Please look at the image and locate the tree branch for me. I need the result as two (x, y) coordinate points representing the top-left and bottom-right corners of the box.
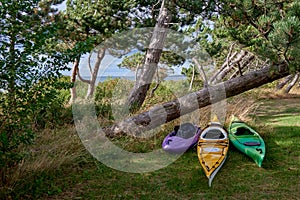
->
(77, 68), (91, 84)
(209, 51), (238, 83)
(193, 57), (208, 86)
(284, 73), (299, 94)
(276, 74), (293, 90)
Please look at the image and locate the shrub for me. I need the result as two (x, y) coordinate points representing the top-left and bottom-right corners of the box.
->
(0, 77), (73, 194)
(94, 78), (134, 120)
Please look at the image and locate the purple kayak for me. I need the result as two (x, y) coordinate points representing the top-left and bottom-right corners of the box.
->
(162, 123), (201, 154)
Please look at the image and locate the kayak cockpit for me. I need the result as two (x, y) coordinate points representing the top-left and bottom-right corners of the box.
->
(235, 127), (255, 136)
(200, 126), (228, 140)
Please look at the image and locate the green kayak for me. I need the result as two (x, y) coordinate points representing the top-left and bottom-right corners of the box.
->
(228, 115), (265, 167)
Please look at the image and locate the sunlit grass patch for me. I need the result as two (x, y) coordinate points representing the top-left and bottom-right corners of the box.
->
(260, 114), (300, 127)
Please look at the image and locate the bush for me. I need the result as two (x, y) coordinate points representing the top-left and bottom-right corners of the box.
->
(94, 78), (134, 120)
(0, 76), (73, 191)
(32, 76), (73, 128)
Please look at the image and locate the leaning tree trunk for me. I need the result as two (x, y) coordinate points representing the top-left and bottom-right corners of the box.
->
(69, 48), (106, 101)
(150, 67), (160, 97)
(103, 62), (290, 138)
(127, 0), (171, 112)
(284, 73), (299, 94)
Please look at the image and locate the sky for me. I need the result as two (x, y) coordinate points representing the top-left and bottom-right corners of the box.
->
(53, 0), (67, 11)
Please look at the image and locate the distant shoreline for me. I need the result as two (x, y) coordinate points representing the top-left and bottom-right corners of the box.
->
(91, 74), (187, 83)
(0, 75), (187, 93)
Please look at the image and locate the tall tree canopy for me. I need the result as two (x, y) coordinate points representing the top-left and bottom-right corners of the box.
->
(60, 0), (139, 100)
(209, 0), (300, 71)
(0, 0), (71, 173)
(0, 0), (69, 92)
(184, 0), (300, 87)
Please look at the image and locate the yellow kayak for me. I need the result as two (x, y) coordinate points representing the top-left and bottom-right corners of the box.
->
(197, 115), (229, 187)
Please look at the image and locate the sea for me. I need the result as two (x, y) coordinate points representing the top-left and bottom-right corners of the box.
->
(94, 74), (186, 84)
(62, 58), (187, 84)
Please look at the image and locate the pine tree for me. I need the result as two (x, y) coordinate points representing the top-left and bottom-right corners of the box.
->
(0, 0), (71, 189)
(216, 0), (300, 71)
(58, 0), (137, 101)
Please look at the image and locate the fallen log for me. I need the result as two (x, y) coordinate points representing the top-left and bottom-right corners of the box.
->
(103, 62), (290, 138)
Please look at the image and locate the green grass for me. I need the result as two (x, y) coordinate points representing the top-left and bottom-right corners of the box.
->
(5, 90), (300, 199)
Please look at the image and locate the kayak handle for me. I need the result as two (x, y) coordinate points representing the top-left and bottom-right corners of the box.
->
(256, 148), (263, 154)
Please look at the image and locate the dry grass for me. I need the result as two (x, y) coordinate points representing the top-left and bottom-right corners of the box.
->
(2, 125), (87, 197)
(21, 125), (85, 173)
(192, 93), (259, 128)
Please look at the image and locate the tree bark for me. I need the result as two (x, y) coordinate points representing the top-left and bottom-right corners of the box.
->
(226, 54), (255, 80)
(284, 73), (299, 94)
(189, 65), (195, 91)
(127, 0), (171, 112)
(69, 57), (80, 104)
(276, 74), (293, 90)
(103, 62), (291, 138)
(193, 58), (208, 87)
(150, 67), (160, 97)
(8, 31), (16, 99)
(86, 48), (105, 99)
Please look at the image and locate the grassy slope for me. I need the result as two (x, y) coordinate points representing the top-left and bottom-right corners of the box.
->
(10, 89), (300, 200)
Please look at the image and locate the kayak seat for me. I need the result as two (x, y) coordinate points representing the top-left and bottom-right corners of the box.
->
(243, 141), (261, 146)
(235, 127), (254, 136)
(174, 123), (197, 139)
